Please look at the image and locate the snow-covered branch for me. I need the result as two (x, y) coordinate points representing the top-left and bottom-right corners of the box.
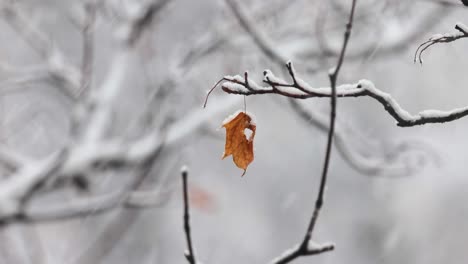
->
(0, 83), (241, 224)
(19, 181), (171, 222)
(0, 0), (242, 226)
(0, 147), (29, 172)
(220, 62), (468, 127)
(222, 0), (440, 176)
(0, 2), (82, 100)
(283, 1), (358, 262)
(271, 241), (335, 264)
(415, 22), (468, 63)
(0, 150), (66, 219)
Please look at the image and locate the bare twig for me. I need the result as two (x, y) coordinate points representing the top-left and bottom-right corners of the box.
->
(271, 1), (358, 263)
(181, 167), (197, 264)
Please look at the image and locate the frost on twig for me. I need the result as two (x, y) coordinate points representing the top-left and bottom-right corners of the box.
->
(219, 62), (468, 127)
(415, 22), (468, 64)
(270, 241), (335, 264)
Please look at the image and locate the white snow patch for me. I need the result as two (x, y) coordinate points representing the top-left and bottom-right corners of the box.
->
(222, 110), (256, 126)
(429, 34), (443, 41)
(295, 77), (314, 91)
(359, 79), (413, 121)
(263, 70), (289, 85)
(181, 165), (188, 174)
(456, 22), (468, 33)
(222, 82), (249, 93)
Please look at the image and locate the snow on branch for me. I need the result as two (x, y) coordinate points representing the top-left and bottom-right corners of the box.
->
(0, 150), (66, 219)
(19, 182), (171, 222)
(0, 83), (240, 223)
(222, 0), (440, 176)
(415, 22), (468, 63)
(218, 62), (468, 127)
(271, 241), (335, 264)
(0, 0), (241, 225)
(0, 2), (82, 99)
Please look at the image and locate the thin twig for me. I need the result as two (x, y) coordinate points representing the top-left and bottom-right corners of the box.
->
(182, 167), (197, 264)
(272, 0), (358, 263)
(203, 78), (224, 108)
(304, 0), (356, 249)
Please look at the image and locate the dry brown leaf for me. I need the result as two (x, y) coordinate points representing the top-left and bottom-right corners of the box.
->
(222, 111), (256, 176)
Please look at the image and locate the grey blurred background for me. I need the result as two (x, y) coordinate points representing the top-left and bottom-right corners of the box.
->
(0, 0), (468, 263)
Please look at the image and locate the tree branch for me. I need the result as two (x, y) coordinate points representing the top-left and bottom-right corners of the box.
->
(181, 167), (197, 264)
(271, 0), (357, 263)
(219, 62), (468, 127)
(415, 22), (468, 63)
(222, 0), (439, 176)
(0, 2), (82, 100)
